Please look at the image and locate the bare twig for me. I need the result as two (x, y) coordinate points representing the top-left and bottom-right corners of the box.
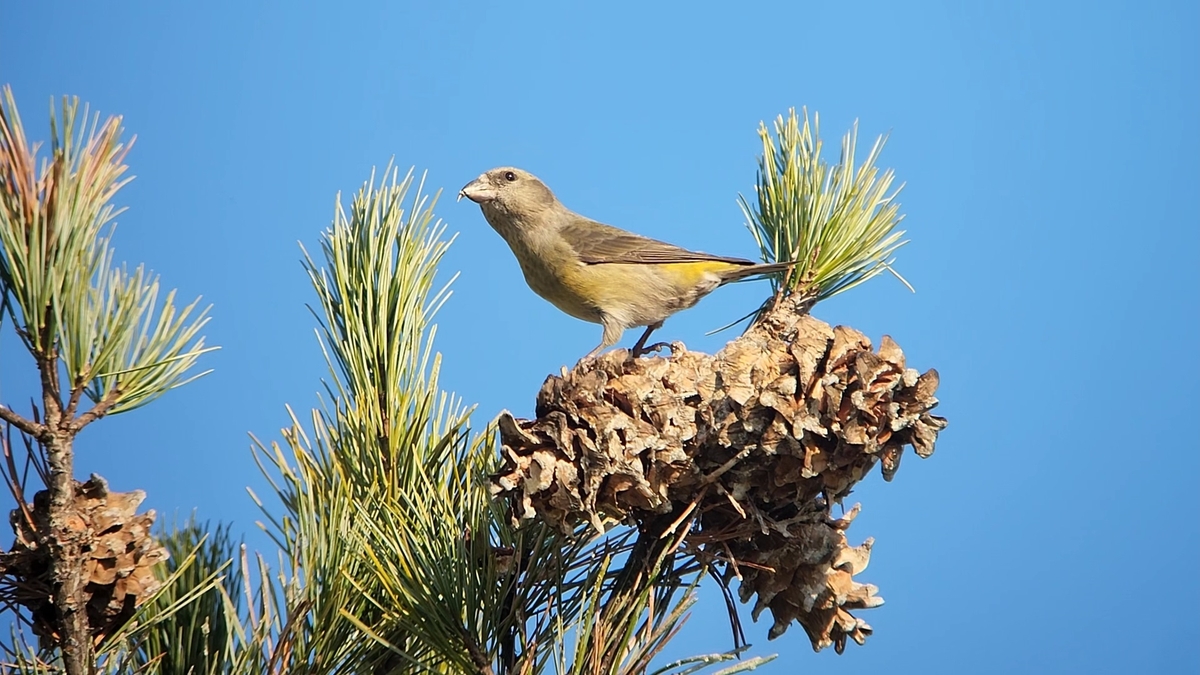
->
(702, 447), (753, 485)
(69, 388), (122, 434)
(36, 337), (63, 427)
(0, 406), (42, 439)
(459, 625), (496, 675)
(267, 598), (310, 675)
(1, 426), (36, 535)
(62, 378), (87, 422)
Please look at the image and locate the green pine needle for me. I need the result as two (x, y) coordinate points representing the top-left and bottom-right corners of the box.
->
(0, 85), (215, 418)
(740, 107), (913, 313)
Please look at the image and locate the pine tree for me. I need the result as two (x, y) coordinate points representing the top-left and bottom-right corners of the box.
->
(1, 89), (945, 674)
(0, 87), (214, 673)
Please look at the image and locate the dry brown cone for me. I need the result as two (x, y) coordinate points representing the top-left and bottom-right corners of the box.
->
(2, 474), (168, 648)
(491, 291), (947, 652)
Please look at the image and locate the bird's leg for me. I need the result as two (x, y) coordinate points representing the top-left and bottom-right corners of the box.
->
(631, 321), (668, 357)
(583, 317), (625, 360)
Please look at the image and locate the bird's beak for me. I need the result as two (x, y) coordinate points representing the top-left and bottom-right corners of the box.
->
(458, 175), (497, 204)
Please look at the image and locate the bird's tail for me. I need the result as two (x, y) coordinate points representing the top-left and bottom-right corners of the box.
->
(719, 260), (798, 283)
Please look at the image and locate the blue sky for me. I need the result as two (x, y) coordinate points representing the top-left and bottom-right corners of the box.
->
(2, 1), (1197, 672)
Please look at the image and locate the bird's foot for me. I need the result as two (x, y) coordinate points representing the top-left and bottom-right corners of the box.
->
(572, 351), (602, 371)
(631, 341), (672, 358)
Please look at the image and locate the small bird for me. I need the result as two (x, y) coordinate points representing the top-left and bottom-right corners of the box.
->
(459, 167), (794, 359)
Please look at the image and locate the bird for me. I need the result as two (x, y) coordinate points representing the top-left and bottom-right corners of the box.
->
(458, 167), (794, 359)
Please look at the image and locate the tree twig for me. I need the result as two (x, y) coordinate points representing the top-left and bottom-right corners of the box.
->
(62, 379), (87, 422)
(35, 338), (63, 428)
(459, 625), (495, 675)
(1, 426), (36, 535)
(0, 406), (42, 439)
(43, 431), (93, 674)
(69, 388), (121, 434)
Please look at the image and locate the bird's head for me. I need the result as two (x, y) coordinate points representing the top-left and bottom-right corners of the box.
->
(458, 167), (560, 221)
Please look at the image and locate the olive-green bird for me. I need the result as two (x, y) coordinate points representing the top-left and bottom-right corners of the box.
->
(459, 167), (793, 359)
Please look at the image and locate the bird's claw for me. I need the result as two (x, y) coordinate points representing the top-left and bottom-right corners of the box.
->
(631, 341), (671, 358)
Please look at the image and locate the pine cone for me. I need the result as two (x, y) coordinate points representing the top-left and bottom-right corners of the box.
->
(491, 292), (946, 651)
(5, 474), (168, 647)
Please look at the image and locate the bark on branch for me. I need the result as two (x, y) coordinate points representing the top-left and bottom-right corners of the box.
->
(44, 432), (94, 673)
(29, 340), (94, 673)
(1, 379), (149, 672)
(69, 388), (122, 434)
(0, 405), (43, 438)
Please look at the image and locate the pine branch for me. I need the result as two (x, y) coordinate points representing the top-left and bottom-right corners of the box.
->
(0, 405), (42, 438)
(740, 107), (912, 318)
(459, 627), (495, 675)
(69, 388), (121, 434)
(0, 86), (214, 674)
(43, 432), (93, 673)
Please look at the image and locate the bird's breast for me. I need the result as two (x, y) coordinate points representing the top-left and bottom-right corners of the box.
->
(506, 239), (605, 324)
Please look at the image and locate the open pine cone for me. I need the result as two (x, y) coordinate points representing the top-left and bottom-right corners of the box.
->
(491, 291), (946, 652)
(4, 474), (168, 647)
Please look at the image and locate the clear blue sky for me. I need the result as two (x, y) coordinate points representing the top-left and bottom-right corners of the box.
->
(2, 1), (1197, 672)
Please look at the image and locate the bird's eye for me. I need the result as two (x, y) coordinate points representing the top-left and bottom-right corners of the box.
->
(504, 171), (517, 182)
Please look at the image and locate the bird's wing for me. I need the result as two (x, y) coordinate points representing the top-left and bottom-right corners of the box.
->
(560, 218), (754, 266)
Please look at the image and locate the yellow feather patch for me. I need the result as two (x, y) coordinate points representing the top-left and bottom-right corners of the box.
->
(659, 261), (745, 287)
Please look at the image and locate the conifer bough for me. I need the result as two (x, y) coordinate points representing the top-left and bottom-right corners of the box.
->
(490, 110), (945, 653)
(0, 86), (213, 672)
